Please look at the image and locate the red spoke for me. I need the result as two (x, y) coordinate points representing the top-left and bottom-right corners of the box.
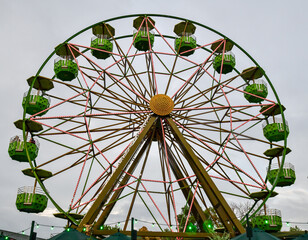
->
(125, 17), (146, 55)
(69, 44), (148, 103)
(92, 143), (112, 164)
(71, 198), (97, 210)
(30, 90), (87, 118)
(173, 103), (272, 112)
(161, 118), (179, 231)
(70, 145), (92, 208)
(232, 133), (267, 187)
(68, 43), (90, 89)
(32, 110), (151, 121)
(148, 19), (176, 54)
(183, 182), (199, 232)
(171, 41), (222, 100)
(172, 118), (265, 188)
(210, 175), (264, 189)
(31, 119), (88, 142)
(140, 181), (173, 231)
(232, 103), (276, 132)
(112, 179), (138, 192)
(71, 164), (112, 209)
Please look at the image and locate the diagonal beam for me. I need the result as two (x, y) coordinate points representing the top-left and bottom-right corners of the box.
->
(77, 115), (157, 230)
(165, 118), (245, 237)
(93, 136), (153, 229)
(161, 139), (208, 231)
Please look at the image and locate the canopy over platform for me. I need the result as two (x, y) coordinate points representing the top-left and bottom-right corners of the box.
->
(211, 39), (234, 53)
(55, 43), (80, 57)
(264, 146), (291, 158)
(54, 212), (84, 220)
(22, 168), (52, 179)
(249, 191), (278, 200)
(174, 21), (196, 35)
(92, 23), (115, 38)
(27, 76), (54, 91)
(133, 16), (155, 30)
(241, 66), (264, 80)
(14, 119), (43, 132)
(260, 104), (286, 116)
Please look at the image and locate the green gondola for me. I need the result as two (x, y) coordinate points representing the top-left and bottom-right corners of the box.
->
(91, 23), (115, 59)
(16, 186), (48, 213)
(251, 209), (282, 232)
(133, 28), (154, 51)
(22, 90), (50, 116)
(8, 136), (39, 162)
(244, 79), (268, 103)
(267, 163), (296, 187)
(54, 57), (78, 81)
(174, 21), (197, 56)
(133, 16), (155, 51)
(263, 117), (289, 142)
(213, 51), (236, 74)
(54, 44), (80, 81)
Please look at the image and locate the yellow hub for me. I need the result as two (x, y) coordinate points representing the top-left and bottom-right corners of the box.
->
(149, 94), (174, 116)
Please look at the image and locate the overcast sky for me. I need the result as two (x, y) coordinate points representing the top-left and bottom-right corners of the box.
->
(1, 0), (308, 239)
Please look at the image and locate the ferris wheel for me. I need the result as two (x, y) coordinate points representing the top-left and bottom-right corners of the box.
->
(9, 14), (295, 238)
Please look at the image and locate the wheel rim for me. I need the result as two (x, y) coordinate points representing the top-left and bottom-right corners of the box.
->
(22, 14), (288, 234)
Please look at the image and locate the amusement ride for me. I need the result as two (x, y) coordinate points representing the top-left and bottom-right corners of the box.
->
(8, 14), (295, 238)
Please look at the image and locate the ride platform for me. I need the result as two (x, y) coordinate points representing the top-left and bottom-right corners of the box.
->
(22, 93), (50, 116)
(8, 137), (38, 162)
(263, 122), (289, 142)
(15, 186), (47, 213)
(213, 52), (236, 74)
(267, 163), (296, 187)
(244, 81), (268, 103)
(91, 38), (113, 59)
(251, 209), (282, 232)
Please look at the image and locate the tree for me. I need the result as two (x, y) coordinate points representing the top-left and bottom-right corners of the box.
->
(290, 225), (302, 232)
(230, 201), (253, 220)
(177, 205), (197, 232)
(177, 205), (219, 232)
(230, 201), (263, 221)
